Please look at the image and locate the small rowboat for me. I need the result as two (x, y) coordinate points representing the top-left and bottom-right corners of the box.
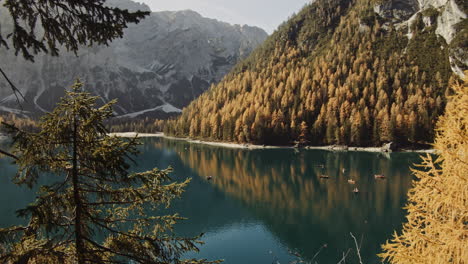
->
(374, 174), (386, 179)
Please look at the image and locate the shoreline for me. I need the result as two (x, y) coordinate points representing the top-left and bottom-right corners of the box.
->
(108, 132), (437, 154)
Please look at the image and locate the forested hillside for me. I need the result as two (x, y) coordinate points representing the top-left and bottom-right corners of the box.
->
(164, 0), (467, 147)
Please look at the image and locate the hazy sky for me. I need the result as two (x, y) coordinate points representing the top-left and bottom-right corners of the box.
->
(139, 0), (310, 34)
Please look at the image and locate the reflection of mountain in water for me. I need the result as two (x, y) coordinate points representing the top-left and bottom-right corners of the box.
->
(156, 139), (418, 263)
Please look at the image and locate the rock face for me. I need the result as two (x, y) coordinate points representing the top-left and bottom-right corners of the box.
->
(434, 0), (466, 43)
(374, 0), (420, 21)
(0, 0), (268, 118)
(375, 0), (467, 78)
(381, 142), (398, 152)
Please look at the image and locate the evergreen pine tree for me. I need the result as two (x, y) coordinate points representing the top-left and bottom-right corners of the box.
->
(0, 80), (220, 264)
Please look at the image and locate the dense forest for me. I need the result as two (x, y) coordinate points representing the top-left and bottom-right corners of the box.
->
(163, 0), (466, 147)
(380, 74), (467, 264)
(106, 117), (164, 133)
(0, 114), (37, 132)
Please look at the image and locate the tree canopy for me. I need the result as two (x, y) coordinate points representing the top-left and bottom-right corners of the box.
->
(380, 73), (468, 263)
(0, 80), (220, 264)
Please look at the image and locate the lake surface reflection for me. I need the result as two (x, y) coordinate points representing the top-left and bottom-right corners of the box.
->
(0, 137), (422, 263)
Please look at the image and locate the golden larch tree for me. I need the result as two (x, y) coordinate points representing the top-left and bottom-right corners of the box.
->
(380, 74), (468, 263)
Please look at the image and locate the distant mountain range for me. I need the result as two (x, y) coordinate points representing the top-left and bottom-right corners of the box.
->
(0, 0), (268, 118)
(165, 0), (467, 147)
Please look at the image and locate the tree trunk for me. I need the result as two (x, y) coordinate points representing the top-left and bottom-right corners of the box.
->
(72, 113), (85, 263)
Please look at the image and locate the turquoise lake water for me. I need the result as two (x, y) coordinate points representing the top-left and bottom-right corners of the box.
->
(0, 137), (424, 263)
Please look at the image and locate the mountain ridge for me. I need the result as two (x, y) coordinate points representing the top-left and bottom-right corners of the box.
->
(0, 0), (268, 118)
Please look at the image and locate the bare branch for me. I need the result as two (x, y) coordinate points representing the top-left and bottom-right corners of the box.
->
(311, 244), (327, 262)
(0, 66), (26, 107)
(350, 232), (363, 264)
(337, 249), (351, 264)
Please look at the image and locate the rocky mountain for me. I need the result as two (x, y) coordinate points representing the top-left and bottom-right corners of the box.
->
(164, 0), (467, 147)
(0, 0), (267, 118)
(373, 0), (467, 75)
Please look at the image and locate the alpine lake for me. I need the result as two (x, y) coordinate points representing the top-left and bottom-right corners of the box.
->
(0, 137), (425, 264)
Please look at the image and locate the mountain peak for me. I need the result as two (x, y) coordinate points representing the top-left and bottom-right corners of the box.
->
(105, 0), (151, 12)
(0, 0), (268, 118)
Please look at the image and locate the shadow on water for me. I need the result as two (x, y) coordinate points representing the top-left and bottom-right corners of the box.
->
(0, 138), (423, 264)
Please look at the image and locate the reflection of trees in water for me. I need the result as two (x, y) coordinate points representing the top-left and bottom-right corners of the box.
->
(157, 139), (417, 262)
(159, 141), (412, 217)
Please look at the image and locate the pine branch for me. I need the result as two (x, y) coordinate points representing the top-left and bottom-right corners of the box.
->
(82, 258), (120, 264)
(89, 219), (144, 241)
(88, 216), (144, 224)
(0, 148), (18, 160)
(84, 200), (140, 206)
(83, 237), (148, 264)
(0, 66), (26, 108)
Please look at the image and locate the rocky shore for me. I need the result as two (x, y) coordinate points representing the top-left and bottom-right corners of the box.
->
(109, 132), (437, 154)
